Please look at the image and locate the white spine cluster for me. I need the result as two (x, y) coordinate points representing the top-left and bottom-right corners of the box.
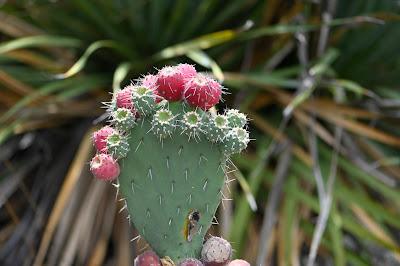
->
(222, 127), (250, 155)
(106, 132), (130, 158)
(109, 86), (250, 156)
(113, 108), (136, 132)
(203, 114), (229, 143)
(132, 86), (157, 116)
(180, 111), (203, 141)
(226, 109), (247, 128)
(151, 109), (176, 139)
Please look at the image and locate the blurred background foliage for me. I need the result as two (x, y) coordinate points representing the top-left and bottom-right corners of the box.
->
(0, 0), (400, 265)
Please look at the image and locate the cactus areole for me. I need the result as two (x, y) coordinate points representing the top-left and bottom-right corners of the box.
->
(90, 64), (250, 262)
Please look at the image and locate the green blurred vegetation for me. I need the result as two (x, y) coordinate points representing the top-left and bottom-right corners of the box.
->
(0, 0), (400, 265)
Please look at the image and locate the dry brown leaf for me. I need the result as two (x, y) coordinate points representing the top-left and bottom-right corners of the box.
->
(33, 128), (95, 266)
(249, 111), (312, 166)
(351, 204), (400, 261)
(0, 70), (35, 95)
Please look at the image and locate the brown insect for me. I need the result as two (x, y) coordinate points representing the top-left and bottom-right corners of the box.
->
(184, 210), (201, 242)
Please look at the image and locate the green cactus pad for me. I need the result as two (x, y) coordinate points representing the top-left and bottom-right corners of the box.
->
(118, 120), (225, 260)
(90, 65), (251, 263)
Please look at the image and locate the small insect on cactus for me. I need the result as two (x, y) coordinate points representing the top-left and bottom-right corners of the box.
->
(89, 64), (250, 262)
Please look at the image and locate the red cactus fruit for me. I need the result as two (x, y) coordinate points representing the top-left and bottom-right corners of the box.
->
(141, 74), (163, 103)
(201, 236), (232, 266)
(134, 251), (161, 266)
(183, 74), (222, 110)
(93, 126), (115, 153)
(227, 260), (250, 266)
(116, 86), (135, 111)
(178, 258), (204, 266)
(90, 153), (120, 181)
(141, 74), (158, 90)
(156, 66), (186, 101)
(178, 63), (197, 79)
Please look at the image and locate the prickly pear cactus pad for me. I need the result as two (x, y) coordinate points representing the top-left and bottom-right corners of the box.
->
(89, 64), (250, 262)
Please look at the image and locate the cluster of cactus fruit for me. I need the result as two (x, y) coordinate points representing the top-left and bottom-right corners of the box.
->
(134, 237), (250, 266)
(89, 64), (251, 265)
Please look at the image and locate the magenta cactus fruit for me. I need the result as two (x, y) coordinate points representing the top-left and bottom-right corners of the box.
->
(183, 74), (222, 110)
(227, 260), (250, 266)
(93, 126), (115, 152)
(142, 74), (163, 103)
(178, 258), (204, 266)
(178, 63), (197, 79)
(141, 74), (158, 90)
(134, 251), (161, 266)
(89, 153), (120, 181)
(116, 86), (135, 111)
(201, 236), (232, 266)
(156, 66), (186, 101)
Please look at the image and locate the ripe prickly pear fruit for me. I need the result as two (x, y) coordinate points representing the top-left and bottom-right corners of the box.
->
(134, 251), (161, 266)
(90, 153), (120, 181)
(116, 86), (135, 112)
(90, 64), (251, 262)
(183, 74), (222, 110)
(93, 126), (115, 153)
(141, 74), (158, 90)
(156, 66), (186, 101)
(201, 236), (232, 266)
(178, 258), (204, 266)
(178, 63), (197, 79)
(227, 260), (250, 266)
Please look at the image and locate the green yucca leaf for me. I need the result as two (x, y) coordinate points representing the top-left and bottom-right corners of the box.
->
(0, 35), (81, 54)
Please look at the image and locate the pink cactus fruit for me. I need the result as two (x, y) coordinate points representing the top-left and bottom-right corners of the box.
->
(141, 74), (163, 103)
(116, 86), (135, 111)
(156, 66), (186, 101)
(201, 236), (232, 266)
(90, 153), (120, 181)
(183, 74), (222, 110)
(141, 74), (158, 90)
(178, 258), (204, 266)
(227, 260), (250, 266)
(93, 126), (115, 153)
(178, 63), (197, 79)
(134, 251), (161, 266)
